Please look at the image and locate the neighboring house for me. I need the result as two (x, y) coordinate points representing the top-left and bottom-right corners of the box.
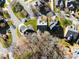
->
(64, 25), (79, 42)
(35, 0), (51, 15)
(67, 0), (77, 11)
(19, 24), (35, 35)
(49, 20), (64, 38)
(37, 16), (48, 32)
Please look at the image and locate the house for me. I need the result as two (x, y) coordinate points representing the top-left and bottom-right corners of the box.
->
(67, 0), (77, 11)
(64, 25), (79, 42)
(19, 24), (35, 35)
(37, 16), (48, 32)
(49, 20), (64, 38)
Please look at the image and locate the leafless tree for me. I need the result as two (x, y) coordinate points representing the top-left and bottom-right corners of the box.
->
(14, 31), (64, 59)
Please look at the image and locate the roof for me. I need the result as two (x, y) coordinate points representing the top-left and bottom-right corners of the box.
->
(37, 25), (48, 32)
(65, 26), (79, 40)
(20, 25), (27, 33)
(66, 30), (78, 40)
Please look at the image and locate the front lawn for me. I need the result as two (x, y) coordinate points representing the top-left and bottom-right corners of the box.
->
(3, 11), (10, 19)
(4, 3), (7, 8)
(56, 16), (72, 28)
(24, 18), (37, 31)
(7, 20), (14, 26)
(13, 11), (26, 19)
(0, 32), (12, 48)
(14, 51), (32, 59)
(58, 39), (70, 47)
(16, 28), (21, 37)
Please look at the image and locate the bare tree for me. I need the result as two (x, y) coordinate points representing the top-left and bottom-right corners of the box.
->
(14, 31), (65, 59)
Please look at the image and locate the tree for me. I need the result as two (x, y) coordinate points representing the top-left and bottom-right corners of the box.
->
(14, 31), (65, 59)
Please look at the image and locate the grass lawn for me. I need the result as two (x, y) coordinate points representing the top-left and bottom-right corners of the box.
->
(13, 12), (26, 19)
(56, 16), (72, 28)
(0, 32), (12, 48)
(3, 11), (10, 19)
(16, 28), (21, 37)
(4, 3), (7, 8)
(7, 20), (14, 26)
(24, 18), (37, 31)
(14, 51), (32, 59)
(58, 39), (70, 47)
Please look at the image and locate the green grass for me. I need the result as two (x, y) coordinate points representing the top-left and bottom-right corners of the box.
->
(7, 0), (10, 2)
(16, 28), (21, 37)
(3, 11), (10, 19)
(4, 3), (7, 8)
(13, 12), (26, 19)
(24, 18), (37, 31)
(14, 50), (33, 59)
(56, 16), (72, 28)
(0, 32), (12, 48)
(58, 39), (70, 47)
(7, 20), (14, 26)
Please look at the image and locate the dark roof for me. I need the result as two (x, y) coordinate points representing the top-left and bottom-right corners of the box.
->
(66, 30), (78, 40)
(37, 25), (48, 32)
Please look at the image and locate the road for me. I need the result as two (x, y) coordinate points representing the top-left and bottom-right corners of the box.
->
(7, 6), (21, 27)
(5, 4), (22, 59)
